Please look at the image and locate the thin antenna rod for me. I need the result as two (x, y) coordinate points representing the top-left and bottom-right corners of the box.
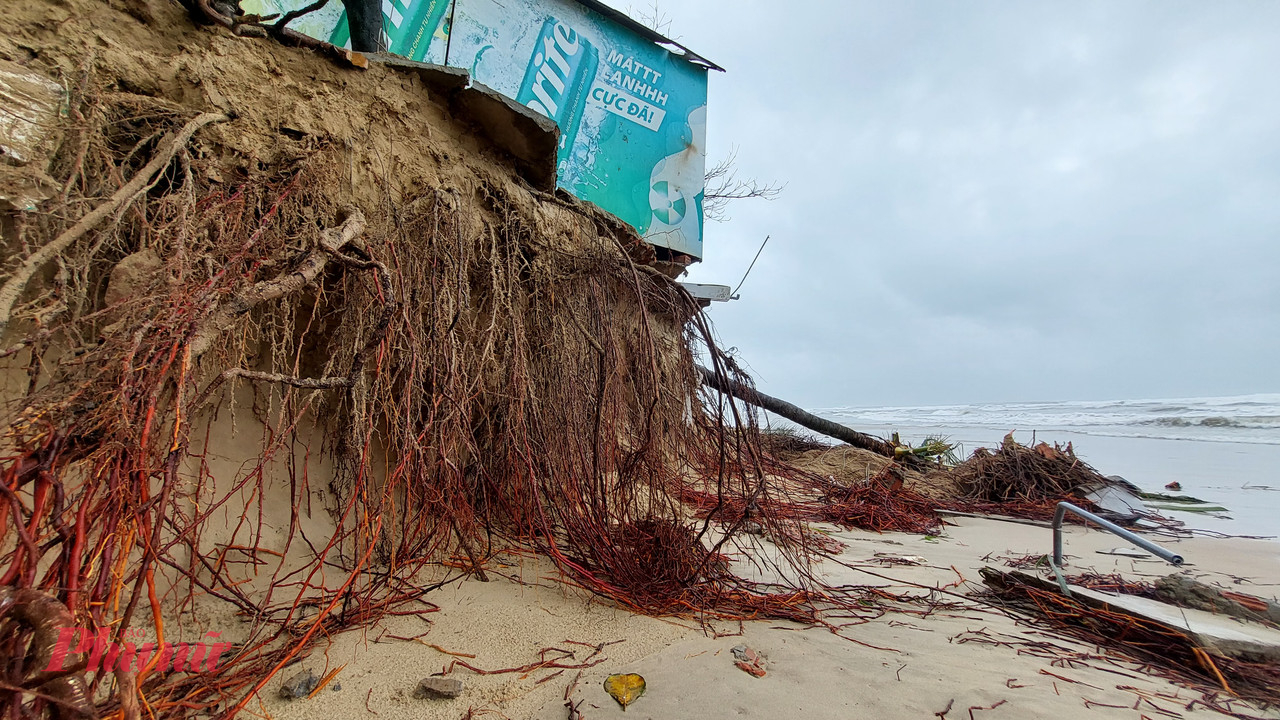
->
(731, 234), (770, 297)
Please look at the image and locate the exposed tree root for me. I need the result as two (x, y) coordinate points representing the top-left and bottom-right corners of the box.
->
(0, 112), (231, 341)
(187, 207), (366, 359)
(0, 31), (962, 720)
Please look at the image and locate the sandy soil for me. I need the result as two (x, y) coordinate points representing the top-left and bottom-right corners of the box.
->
(787, 444), (962, 499)
(258, 518), (1279, 720)
(257, 554), (699, 720)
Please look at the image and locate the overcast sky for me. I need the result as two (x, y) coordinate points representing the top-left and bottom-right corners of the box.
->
(653, 1), (1280, 409)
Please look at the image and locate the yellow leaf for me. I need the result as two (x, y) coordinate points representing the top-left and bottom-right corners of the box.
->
(603, 673), (646, 711)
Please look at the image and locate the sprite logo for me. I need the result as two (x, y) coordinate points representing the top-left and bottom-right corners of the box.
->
(649, 180), (687, 224)
(522, 21), (584, 118)
(518, 18), (598, 166)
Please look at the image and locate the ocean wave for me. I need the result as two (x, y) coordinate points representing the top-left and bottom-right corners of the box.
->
(1149, 417), (1193, 427)
(813, 393), (1280, 445)
(1025, 426), (1280, 446)
(1147, 415), (1280, 430)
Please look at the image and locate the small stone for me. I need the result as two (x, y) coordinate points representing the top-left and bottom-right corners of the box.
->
(104, 249), (164, 307)
(731, 645), (765, 662)
(279, 669), (319, 699)
(413, 677), (464, 700)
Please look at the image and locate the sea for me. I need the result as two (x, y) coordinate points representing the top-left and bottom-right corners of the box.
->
(809, 393), (1280, 538)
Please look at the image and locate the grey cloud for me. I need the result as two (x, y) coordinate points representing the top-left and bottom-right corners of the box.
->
(671, 0), (1280, 407)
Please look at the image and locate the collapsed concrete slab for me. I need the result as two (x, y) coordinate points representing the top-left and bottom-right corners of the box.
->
(450, 82), (559, 193)
(1072, 586), (1280, 663)
(368, 54), (470, 98)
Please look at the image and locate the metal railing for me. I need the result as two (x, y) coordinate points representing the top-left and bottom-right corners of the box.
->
(1050, 501), (1183, 595)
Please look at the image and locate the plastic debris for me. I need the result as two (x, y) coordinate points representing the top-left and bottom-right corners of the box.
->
(603, 673), (646, 711)
(731, 644), (767, 677)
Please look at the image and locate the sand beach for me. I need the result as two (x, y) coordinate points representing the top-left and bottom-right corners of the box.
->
(258, 514), (1280, 720)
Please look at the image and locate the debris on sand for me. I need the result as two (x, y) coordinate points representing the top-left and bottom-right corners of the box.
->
(603, 673), (646, 710)
(731, 645), (768, 678)
(760, 427), (831, 454)
(1153, 576), (1280, 628)
(981, 568), (1280, 708)
(414, 677), (465, 700)
(951, 433), (1107, 503)
(279, 669), (319, 700)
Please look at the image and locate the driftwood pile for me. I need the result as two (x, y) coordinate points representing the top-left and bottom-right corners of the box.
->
(951, 433), (1105, 503)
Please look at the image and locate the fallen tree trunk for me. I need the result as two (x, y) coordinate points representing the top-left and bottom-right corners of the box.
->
(696, 364), (898, 459)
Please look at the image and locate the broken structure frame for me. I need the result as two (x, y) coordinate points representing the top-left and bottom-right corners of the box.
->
(1051, 501), (1183, 595)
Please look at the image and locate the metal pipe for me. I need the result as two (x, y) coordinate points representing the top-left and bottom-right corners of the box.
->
(443, 0), (458, 68)
(1053, 501), (1183, 568)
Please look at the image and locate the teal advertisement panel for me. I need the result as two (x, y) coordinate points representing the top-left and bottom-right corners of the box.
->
(450, 0), (707, 257)
(239, 0), (708, 257)
(238, 0), (452, 62)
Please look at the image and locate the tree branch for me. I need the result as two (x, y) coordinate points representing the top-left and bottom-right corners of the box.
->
(702, 148), (783, 222)
(187, 209), (367, 360)
(192, 368), (351, 410)
(272, 0), (330, 38)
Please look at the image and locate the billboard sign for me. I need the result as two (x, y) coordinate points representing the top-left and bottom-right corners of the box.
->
(241, 0), (710, 258)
